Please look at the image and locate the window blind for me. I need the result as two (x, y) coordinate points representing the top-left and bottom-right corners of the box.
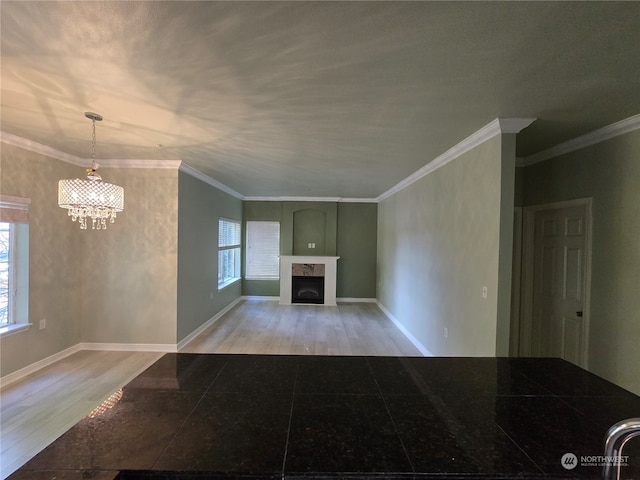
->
(218, 218), (240, 248)
(246, 221), (280, 279)
(218, 218), (241, 288)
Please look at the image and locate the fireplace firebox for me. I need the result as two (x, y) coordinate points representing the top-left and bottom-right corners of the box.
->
(292, 276), (325, 304)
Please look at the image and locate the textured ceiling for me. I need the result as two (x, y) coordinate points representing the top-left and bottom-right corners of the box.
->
(1, 1), (638, 198)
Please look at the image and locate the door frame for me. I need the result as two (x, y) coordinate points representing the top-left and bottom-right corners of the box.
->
(519, 198), (593, 368)
(510, 207), (523, 356)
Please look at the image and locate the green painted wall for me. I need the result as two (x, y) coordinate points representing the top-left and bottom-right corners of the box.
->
(0, 144), (83, 376)
(522, 129), (640, 395)
(514, 166), (524, 207)
(243, 201), (283, 223)
(242, 200), (377, 299)
(282, 202), (337, 256)
(378, 135), (512, 356)
(177, 172), (243, 343)
(293, 209), (327, 255)
(337, 203), (377, 298)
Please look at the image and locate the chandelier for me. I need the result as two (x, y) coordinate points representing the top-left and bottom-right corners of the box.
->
(58, 112), (124, 230)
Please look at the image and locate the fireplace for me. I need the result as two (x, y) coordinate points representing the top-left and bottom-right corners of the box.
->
(292, 276), (325, 304)
(279, 256), (339, 306)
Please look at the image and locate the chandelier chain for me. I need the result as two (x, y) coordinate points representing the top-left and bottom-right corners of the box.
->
(91, 117), (97, 167)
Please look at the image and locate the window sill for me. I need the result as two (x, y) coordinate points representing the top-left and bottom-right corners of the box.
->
(245, 276), (279, 281)
(0, 323), (33, 338)
(218, 277), (241, 291)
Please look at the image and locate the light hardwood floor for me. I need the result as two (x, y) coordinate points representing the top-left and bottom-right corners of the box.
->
(182, 299), (422, 356)
(0, 350), (163, 479)
(0, 300), (421, 478)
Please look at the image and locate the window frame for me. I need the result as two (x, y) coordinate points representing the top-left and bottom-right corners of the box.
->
(217, 217), (241, 290)
(0, 222), (16, 326)
(245, 221), (281, 280)
(0, 195), (31, 337)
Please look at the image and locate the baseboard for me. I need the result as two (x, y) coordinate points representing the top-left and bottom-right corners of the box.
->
(241, 296), (377, 303)
(337, 297), (377, 303)
(376, 301), (433, 357)
(78, 342), (178, 353)
(242, 295), (279, 301)
(0, 343), (83, 389)
(177, 296), (245, 351)
(0, 298), (246, 387)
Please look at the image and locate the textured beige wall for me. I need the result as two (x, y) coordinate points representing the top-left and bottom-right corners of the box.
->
(0, 144), (83, 376)
(1, 143), (180, 377)
(377, 135), (504, 356)
(79, 168), (179, 345)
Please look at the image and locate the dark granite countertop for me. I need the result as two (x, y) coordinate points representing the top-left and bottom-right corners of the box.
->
(10, 355), (640, 480)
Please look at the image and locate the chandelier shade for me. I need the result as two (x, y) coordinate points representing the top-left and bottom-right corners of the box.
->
(58, 112), (125, 230)
(58, 177), (124, 230)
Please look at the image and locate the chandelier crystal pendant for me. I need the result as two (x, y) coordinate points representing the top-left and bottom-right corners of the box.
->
(58, 112), (124, 230)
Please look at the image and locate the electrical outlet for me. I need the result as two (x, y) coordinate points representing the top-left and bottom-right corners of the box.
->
(210, 290), (214, 300)
(39, 318), (46, 330)
(444, 327), (448, 338)
(482, 286), (488, 299)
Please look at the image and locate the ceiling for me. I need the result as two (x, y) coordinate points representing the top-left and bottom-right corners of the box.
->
(1, 1), (638, 199)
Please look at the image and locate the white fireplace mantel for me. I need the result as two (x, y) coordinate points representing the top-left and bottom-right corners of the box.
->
(280, 255), (340, 306)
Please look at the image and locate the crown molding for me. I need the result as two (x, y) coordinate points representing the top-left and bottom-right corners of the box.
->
(244, 196), (342, 202)
(0, 130), (245, 198)
(0, 131), (183, 169)
(242, 196), (378, 203)
(337, 197), (378, 203)
(497, 118), (537, 133)
(99, 159), (182, 169)
(0, 131), (86, 166)
(377, 117), (535, 202)
(178, 162), (244, 199)
(522, 113), (640, 166)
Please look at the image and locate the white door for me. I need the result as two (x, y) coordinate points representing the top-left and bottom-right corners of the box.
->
(530, 204), (588, 366)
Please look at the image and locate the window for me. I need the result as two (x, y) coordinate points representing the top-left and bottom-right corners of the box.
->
(0, 223), (14, 325)
(218, 218), (241, 289)
(246, 221), (280, 280)
(0, 196), (30, 334)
